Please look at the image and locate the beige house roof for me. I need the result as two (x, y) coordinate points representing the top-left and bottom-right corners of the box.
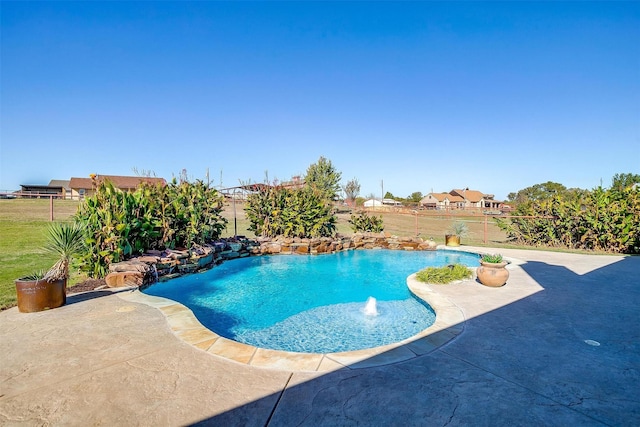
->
(426, 193), (451, 202)
(450, 189), (485, 203)
(69, 175), (166, 190)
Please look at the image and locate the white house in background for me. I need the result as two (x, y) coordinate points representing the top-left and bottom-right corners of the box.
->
(363, 199), (383, 207)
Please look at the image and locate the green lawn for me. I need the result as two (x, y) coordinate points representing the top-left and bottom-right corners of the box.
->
(0, 199), (80, 309)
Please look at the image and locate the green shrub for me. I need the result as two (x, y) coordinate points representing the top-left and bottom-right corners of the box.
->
(75, 178), (227, 277)
(480, 253), (503, 263)
(497, 185), (639, 254)
(245, 185), (336, 238)
(348, 211), (384, 233)
(415, 264), (472, 284)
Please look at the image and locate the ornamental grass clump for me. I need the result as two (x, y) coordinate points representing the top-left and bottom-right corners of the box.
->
(415, 264), (472, 284)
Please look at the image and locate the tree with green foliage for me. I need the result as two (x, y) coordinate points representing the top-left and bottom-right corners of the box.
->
(611, 173), (640, 192)
(507, 181), (568, 204)
(343, 178), (360, 206)
(408, 192), (423, 203)
(304, 156), (342, 201)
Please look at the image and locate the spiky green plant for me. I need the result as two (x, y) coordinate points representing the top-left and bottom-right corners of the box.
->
(42, 222), (86, 281)
(20, 271), (46, 281)
(415, 264), (472, 284)
(480, 253), (503, 263)
(447, 221), (469, 237)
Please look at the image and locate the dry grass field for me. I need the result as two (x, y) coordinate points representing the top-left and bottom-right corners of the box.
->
(220, 201), (509, 245)
(0, 198), (509, 309)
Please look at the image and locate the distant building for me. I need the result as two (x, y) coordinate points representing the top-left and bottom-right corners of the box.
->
(363, 199), (383, 208)
(279, 175), (305, 189)
(382, 198), (403, 206)
(420, 189), (504, 211)
(19, 179), (70, 199)
(68, 175), (166, 199)
(419, 192), (461, 210)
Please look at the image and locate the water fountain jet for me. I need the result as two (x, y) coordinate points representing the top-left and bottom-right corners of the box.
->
(363, 296), (379, 316)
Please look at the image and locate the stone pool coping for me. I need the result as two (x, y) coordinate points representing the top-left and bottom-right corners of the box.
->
(118, 272), (469, 372)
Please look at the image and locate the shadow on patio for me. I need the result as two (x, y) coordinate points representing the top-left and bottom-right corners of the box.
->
(193, 254), (640, 426)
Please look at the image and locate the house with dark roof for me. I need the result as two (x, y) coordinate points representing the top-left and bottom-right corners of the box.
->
(69, 175), (166, 199)
(20, 180), (71, 199)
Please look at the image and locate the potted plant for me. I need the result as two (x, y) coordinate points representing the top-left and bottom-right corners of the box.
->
(15, 222), (85, 312)
(476, 253), (509, 287)
(445, 221), (469, 246)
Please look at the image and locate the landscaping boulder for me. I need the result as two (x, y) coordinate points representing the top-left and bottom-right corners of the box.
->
(109, 260), (151, 274)
(105, 271), (145, 288)
(108, 260), (155, 286)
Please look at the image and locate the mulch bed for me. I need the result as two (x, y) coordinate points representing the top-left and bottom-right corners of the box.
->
(67, 278), (107, 294)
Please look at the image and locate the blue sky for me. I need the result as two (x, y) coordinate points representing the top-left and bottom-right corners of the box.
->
(2, 1), (639, 201)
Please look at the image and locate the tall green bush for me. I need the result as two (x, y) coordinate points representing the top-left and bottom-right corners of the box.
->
(497, 185), (639, 254)
(75, 178), (227, 277)
(245, 185), (336, 238)
(161, 179), (227, 248)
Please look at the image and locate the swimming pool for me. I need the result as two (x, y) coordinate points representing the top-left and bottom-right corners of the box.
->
(143, 249), (480, 353)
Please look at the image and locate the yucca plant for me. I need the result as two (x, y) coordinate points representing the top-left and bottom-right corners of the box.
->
(42, 222), (86, 282)
(447, 221), (469, 237)
(21, 271), (46, 281)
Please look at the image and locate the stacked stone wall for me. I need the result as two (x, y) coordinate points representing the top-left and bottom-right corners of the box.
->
(105, 233), (437, 288)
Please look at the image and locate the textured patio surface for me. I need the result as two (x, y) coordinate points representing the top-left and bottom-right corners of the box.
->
(1, 247), (639, 426)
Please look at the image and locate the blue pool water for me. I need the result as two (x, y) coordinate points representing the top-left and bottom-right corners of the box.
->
(143, 249), (480, 353)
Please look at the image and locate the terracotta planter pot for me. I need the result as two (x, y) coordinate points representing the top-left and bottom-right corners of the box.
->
(445, 235), (460, 247)
(15, 278), (66, 313)
(477, 261), (509, 287)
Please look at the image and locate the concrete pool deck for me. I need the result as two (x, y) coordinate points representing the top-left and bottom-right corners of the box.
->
(1, 247), (639, 425)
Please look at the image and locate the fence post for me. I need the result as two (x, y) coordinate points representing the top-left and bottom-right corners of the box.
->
(484, 214), (488, 244)
(49, 195), (54, 221)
